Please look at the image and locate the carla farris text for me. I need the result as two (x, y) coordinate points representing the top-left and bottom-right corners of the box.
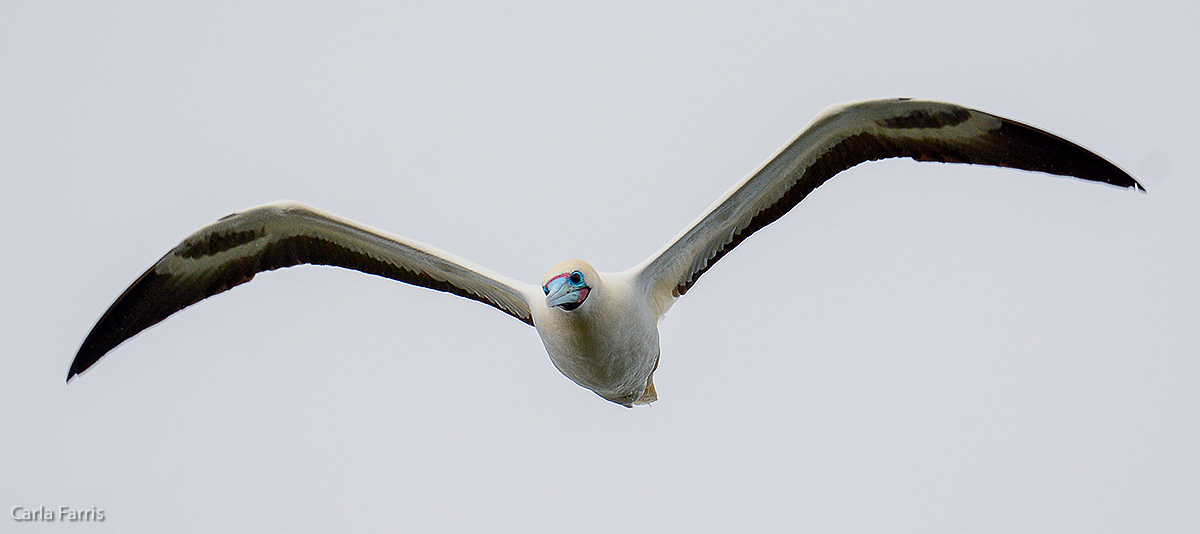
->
(12, 506), (105, 522)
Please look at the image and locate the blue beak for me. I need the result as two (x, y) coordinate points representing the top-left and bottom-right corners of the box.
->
(544, 275), (589, 310)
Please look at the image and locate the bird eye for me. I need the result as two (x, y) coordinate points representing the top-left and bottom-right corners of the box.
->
(542, 286), (550, 295)
(569, 271), (583, 285)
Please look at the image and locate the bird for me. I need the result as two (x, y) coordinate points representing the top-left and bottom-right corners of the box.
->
(68, 98), (1143, 406)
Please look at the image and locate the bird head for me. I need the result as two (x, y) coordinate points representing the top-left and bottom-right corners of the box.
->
(542, 260), (595, 311)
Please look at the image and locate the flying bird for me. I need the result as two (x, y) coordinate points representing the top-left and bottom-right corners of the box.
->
(69, 99), (1143, 406)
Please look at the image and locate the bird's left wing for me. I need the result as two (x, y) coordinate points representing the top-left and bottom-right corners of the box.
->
(633, 98), (1143, 317)
(69, 200), (538, 381)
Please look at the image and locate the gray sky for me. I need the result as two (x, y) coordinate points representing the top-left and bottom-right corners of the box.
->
(3, 2), (1198, 532)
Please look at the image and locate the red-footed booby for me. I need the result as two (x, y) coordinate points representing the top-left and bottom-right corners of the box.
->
(68, 99), (1143, 406)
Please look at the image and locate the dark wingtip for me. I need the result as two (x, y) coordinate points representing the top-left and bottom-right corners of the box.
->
(65, 261), (183, 387)
(1105, 170), (1144, 192)
(66, 351), (94, 383)
(67, 322), (118, 384)
(979, 116), (1146, 193)
(1102, 164), (1144, 192)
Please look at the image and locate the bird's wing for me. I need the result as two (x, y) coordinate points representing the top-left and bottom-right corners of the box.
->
(634, 98), (1143, 316)
(69, 200), (537, 381)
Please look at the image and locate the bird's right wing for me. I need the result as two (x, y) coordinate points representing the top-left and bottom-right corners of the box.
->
(633, 98), (1142, 317)
(69, 201), (538, 381)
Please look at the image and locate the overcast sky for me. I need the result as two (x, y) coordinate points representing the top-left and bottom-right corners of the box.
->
(3, 2), (1198, 532)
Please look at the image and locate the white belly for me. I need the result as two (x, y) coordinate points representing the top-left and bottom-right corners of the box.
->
(532, 278), (660, 405)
